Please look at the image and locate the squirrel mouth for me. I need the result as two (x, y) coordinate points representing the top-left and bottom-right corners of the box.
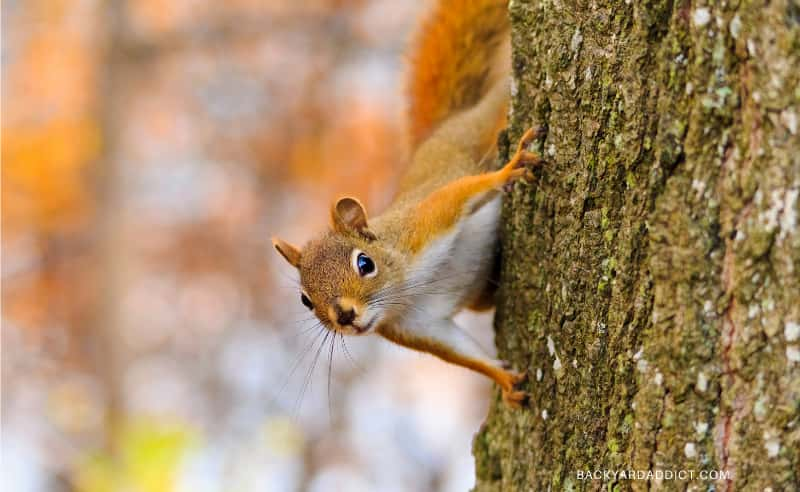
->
(352, 318), (374, 333)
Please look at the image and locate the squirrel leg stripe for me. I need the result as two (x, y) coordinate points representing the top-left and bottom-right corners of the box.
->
(404, 166), (512, 253)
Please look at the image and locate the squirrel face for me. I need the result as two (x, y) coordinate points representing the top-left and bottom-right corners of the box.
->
(273, 197), (399, 336)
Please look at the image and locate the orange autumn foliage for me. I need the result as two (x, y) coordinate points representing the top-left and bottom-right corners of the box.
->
(3, 118), (101, 235)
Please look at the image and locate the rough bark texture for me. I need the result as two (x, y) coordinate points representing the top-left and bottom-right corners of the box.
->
(473, 1), (800, 490)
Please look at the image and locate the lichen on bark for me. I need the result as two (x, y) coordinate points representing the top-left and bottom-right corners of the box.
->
(474, 1), (800, 490)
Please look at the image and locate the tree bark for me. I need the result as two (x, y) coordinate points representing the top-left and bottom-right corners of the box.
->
(474, 1), (800, 490)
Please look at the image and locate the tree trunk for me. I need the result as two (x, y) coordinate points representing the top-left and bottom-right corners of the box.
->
(474, 1), (799, 490)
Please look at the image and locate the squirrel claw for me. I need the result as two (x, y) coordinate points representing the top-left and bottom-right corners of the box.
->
(503, 389), (529, 409)
(510, 370), (527, 386)
(518, 126), (545, 148)
(503, 167), (537, 192)
(517, 151), (543, 168)
(516, 126), (546, 154)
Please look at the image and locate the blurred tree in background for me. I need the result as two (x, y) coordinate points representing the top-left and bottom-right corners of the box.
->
(3, 2), (495, 491)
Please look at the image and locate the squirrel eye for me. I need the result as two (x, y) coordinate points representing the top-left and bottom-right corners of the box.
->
(352, 250), (377, 278)
(300, 293), (313, 310)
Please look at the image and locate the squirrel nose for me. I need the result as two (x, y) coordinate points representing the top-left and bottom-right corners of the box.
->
(335, 305), (356, 326)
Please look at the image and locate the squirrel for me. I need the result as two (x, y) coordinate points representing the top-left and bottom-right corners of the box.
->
(272, 0), (542, 408)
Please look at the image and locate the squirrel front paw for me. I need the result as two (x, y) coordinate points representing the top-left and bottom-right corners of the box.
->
(500, 370), (529, 409)
(502, 126), (546, 191)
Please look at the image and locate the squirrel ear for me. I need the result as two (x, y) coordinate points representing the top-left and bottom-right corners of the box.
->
(272, 237), (302, 268)
(331, 197), (376, 240)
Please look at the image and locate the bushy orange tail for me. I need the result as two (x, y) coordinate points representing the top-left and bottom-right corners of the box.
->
(406, 0), (510, 150)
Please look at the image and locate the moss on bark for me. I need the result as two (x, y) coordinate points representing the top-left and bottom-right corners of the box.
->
(474, 1), (800, 490)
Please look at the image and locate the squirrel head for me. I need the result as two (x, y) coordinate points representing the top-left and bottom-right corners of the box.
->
(272, 197), (400, 335)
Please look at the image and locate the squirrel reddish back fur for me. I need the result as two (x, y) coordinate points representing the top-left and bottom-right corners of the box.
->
(406, 0), (510, 149)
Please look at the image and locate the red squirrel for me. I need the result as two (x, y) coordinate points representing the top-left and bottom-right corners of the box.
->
(272, 0), (542, 407)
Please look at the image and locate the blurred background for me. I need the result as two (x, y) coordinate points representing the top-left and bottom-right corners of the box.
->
(2, 1), (496, 491)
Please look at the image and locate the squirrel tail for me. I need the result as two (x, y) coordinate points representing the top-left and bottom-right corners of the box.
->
(405, 0), (510, 150)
